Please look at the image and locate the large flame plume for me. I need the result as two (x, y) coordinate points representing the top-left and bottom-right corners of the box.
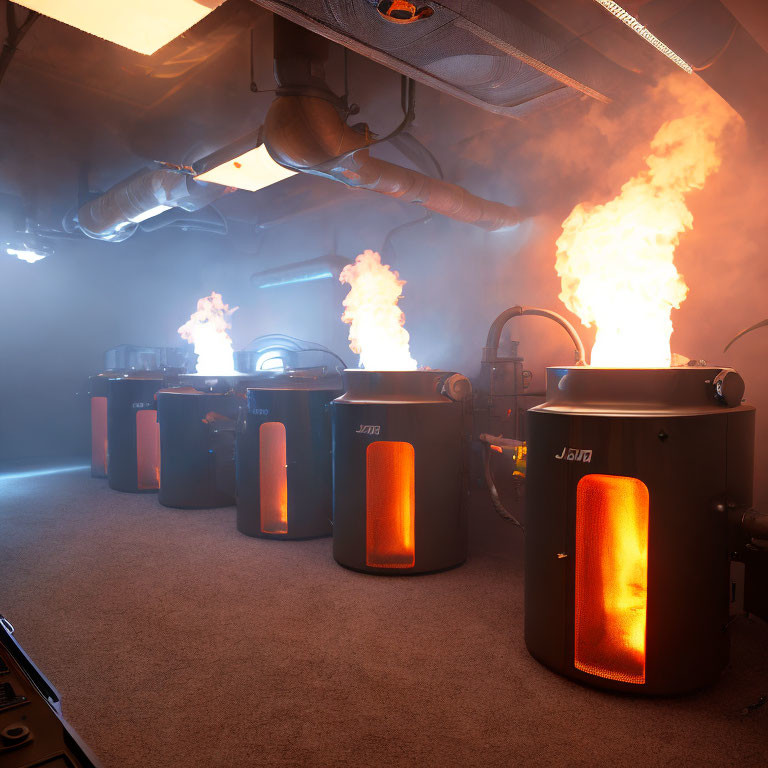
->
(178, 292), (239, 375)
(339, 249), (417, 371)
(555, 89), (735, 367)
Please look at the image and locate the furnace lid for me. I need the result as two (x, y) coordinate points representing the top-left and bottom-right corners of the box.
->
(533, 366), (751, 416)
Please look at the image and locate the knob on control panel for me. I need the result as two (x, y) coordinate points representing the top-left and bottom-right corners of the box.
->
(1, 723), (31, 746)
(441, 373), (472, 402)
(713, 369), (745, 407)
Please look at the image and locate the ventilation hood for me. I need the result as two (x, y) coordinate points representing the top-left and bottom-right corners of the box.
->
(251, 0), (768, 128)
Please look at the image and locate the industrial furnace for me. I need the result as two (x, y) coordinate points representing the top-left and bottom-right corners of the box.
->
(332, 369), (472, 574)
(524, 365), (754, 694)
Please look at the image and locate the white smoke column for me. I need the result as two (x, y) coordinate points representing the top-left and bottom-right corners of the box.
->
(178, 292), (239, 375)
(339, 249), (418, 371)
(555, 86), (736, 367)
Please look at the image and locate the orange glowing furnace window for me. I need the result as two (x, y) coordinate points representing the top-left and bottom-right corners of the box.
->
(366, 441), (415, 568)
(574, 474), (649, 685)
(260, 422), (288, 535)
(91, 396), (108, 475)
(136, 410), (160, 491)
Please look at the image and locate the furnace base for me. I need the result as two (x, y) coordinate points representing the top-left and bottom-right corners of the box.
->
(524, 366), (754, 696)
(333, 557), (467, 577)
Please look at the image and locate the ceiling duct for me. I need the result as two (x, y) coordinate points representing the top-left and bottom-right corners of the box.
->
(252, 0), (645, 117)
(71, 168), (228, 242)
(263, 16), (521, 231)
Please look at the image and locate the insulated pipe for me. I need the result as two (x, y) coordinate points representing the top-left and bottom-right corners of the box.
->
(478, 306), (585, 524)
(344, 155), (519, 231)
(75, 168), (227, 243)
(483, 306), (587, 365)
(264, 18), (522, 232)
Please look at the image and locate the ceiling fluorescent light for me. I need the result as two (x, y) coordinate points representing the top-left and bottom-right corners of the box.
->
(14, 0), (225, 56)
(592, 0), (693, 73)
(251, 256), (348, 290)
(194, 133), (296, 193)
(258, 271), (334, 289)
(130, 204), (173, 223)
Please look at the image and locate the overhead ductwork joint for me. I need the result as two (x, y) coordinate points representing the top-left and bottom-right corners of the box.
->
(263, 16), (522, 232)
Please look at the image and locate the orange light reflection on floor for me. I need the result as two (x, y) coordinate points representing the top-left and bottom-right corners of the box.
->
(136, 410), (161, 490)
(366, 441), (415, 568)
(260, 422), (288, 534)
(575, 474), (649, 684)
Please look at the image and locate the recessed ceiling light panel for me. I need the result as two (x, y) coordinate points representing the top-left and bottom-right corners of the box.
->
(15, 0), (225, 56)
(195, 144), (297, 193)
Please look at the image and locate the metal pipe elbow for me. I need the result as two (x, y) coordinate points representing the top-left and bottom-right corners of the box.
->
(483, 306), (587, 365)
(264, 95), (368, 171)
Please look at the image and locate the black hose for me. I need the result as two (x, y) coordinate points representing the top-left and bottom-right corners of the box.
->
(724, 319), (768, 353)
(301, 348), (348, 373)
(480, 436), (524, 529)
(381, 211), (432, 260)
(390, 133), (444, 180)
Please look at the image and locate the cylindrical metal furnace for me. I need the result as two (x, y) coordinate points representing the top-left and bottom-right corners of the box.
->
(236, 374), (342, 539)
(157, 374), (258, 509)
(107, 373), (167, 493)
(524, 366), (755, 695)
(332, 369), (472, 575)
(90, 345), (191, 481)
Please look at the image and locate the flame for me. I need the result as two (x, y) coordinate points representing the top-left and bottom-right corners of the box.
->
(178, 292), (239, 375)
(556, 90), (735, 367)
(603, 488), (648, 658)
(339, 249), (417, 371)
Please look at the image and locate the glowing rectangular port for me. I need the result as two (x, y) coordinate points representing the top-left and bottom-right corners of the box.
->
(575, 474), (649, 685)
(366, 441), (415, 568)
(260, 422), (288, 534)
(136, 410), (160, 490)
(91, 396), (108, 475)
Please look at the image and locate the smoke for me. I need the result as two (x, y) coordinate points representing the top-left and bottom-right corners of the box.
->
(555, 79), (737, 367)
(339, 249), (418, 371)
(178, 291), (239, 375)
(5, 67), (768, 509)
